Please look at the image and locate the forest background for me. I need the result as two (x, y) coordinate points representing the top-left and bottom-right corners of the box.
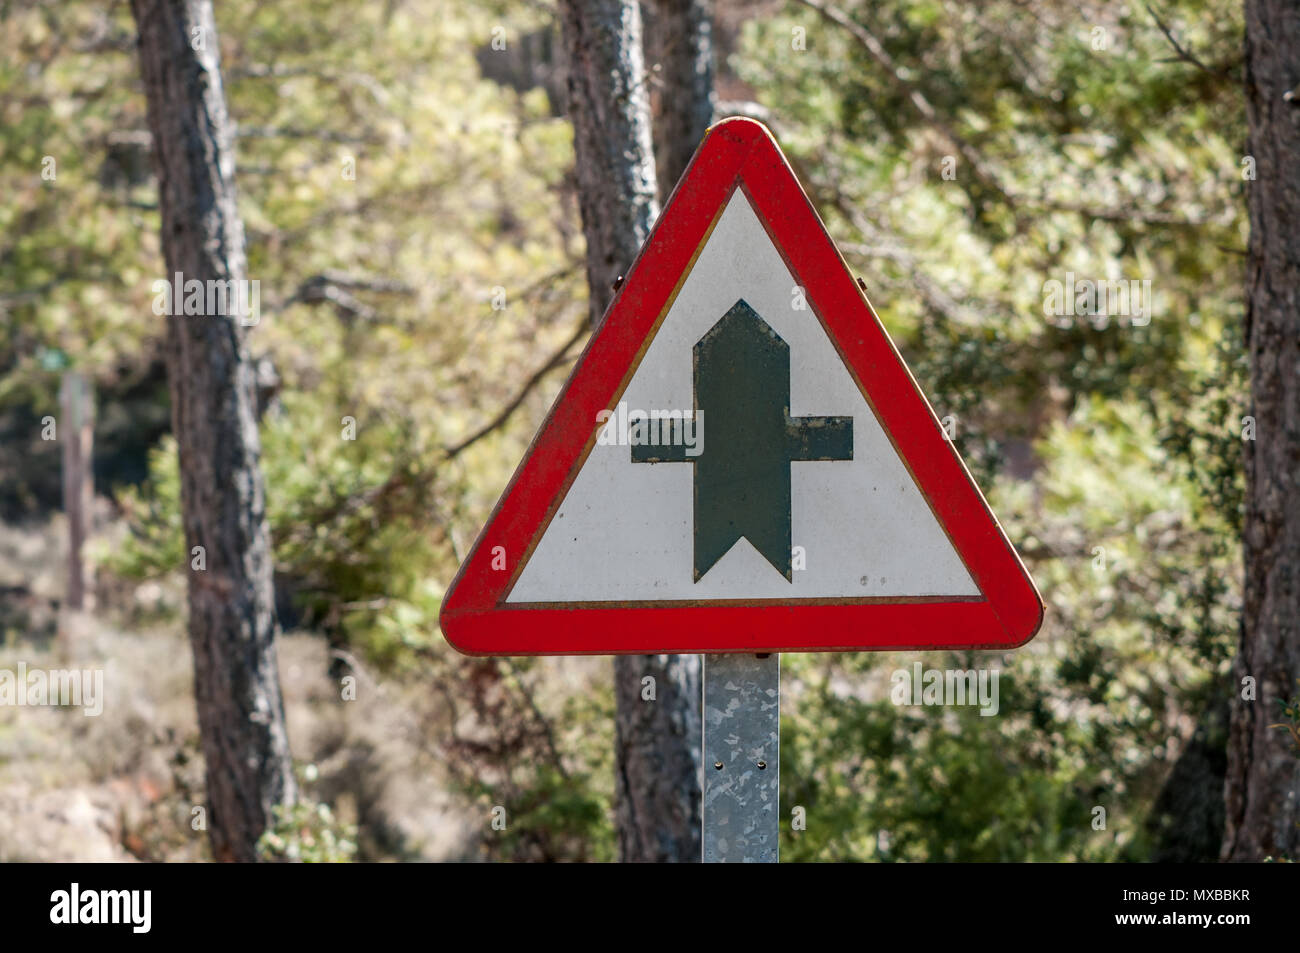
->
(0, 0), (1286, 862)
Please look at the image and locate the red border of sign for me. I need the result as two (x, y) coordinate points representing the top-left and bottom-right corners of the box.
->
(439, 118), (1043, 656)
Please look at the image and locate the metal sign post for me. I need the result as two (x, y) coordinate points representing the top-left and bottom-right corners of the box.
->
(702, 653), (779, 863)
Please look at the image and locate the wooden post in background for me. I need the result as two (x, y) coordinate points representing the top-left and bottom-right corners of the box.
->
(59, 370), (94, 631)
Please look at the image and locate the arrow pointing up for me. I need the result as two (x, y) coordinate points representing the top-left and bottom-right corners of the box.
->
(633, 299), (853, 581)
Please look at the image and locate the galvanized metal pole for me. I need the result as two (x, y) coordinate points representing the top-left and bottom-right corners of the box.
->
(702, 653), (779, 862)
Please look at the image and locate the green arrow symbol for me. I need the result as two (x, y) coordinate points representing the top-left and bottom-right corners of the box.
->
(633, 299), (853, 581)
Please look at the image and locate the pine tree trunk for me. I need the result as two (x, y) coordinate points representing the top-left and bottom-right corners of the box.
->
(558, 0), (703, 862)
(645, 0), (717, 199)
(559, 0), (661, 327)
(1223, 0), (1300, 862)
(130, 0), (296, 863)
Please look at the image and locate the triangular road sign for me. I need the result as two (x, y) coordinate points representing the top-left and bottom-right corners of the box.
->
(440, 118), (1043, 656)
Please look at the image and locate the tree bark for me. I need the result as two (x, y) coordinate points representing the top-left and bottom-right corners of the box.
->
(130, 0), (296, 862)
(1223, 0), (1300, 862)
(644, 0), (717, 199)
(560, 0), (661, 328)
(558, 0), (703, 862)
(60, 371), (94, 615)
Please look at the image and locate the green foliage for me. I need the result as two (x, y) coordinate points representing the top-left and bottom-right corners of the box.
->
(97, 0), (583, 670)
(258, 799), (359, 863)
(1273, 682), (1300, 755)
(4, 0), (1255, 861)
(750, 0), (1246, 861)
(109, 438), (185, 582)
(436, 654), (617, 862)
(782, 657), (1116, 861)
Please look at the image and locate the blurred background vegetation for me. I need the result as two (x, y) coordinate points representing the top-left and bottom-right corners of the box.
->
(0, 0), (1251, 860)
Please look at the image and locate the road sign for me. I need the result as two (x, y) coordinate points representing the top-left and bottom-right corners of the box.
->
(439, 117), (1043, 656)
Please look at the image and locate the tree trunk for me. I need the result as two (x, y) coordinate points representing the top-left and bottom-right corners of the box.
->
(60, 371), (94, 614)
(560, 0), (661, 328)
(558, 0), (703, 862)
(1223, 0), (1300, 862)
(644, 0), (717, 199)
(130, 0), (296, 863)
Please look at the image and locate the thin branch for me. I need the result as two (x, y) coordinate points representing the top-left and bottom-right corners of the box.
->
(797, 0), (1223, 229)
(235, 126), (384, 145)
(501, 659), (570, 781)
(443, 317), (589, 459)
(794, 0), (1015, 205)
(1145, 4), (1234, 78)
(1033, 196), (1216, 227)
(278, 271), (416, 323)
(816, 169), (994, 325)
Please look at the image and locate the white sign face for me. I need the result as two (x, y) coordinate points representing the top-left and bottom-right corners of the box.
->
(507, 191), (977, 604)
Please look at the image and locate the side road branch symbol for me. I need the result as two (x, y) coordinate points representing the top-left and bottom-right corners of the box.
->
(633, 299), (853, 581)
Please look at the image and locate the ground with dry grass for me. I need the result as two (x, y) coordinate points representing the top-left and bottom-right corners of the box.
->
(0, 516), (479, 862)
